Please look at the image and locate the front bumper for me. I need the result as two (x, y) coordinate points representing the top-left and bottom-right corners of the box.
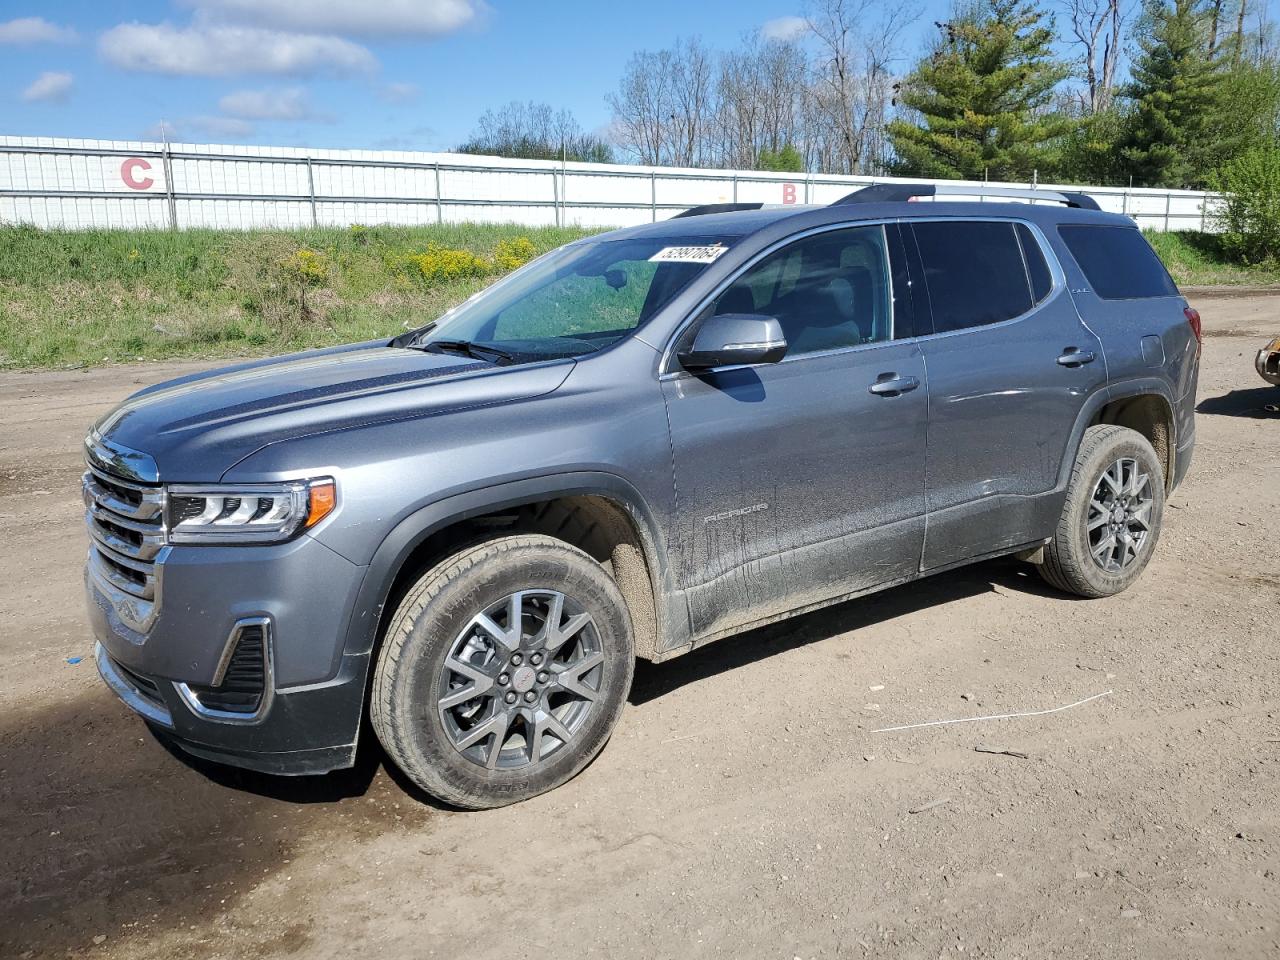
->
(88, 534), (371, 776)
(95, 640), (367, 775)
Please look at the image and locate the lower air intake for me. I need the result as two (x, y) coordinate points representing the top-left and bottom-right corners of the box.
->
(186, 624), (268, 715)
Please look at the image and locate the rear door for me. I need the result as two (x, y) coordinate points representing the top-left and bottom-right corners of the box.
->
(906, 218), (1108, 570)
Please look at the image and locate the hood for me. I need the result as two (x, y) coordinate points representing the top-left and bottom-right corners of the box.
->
(92, 341), (575, 481)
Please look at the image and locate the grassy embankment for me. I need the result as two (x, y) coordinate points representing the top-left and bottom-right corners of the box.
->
(0, 223), (598, 369)
(0, 223), (1275, 369)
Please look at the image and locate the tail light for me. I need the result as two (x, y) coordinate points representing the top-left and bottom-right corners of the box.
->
(1184, 306), (1202, 345)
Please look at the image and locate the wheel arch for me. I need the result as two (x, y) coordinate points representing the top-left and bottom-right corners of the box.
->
(341, 472), (680, 672)
(1060, 379), (1177, 493)
(1088, 382), (1177, 492)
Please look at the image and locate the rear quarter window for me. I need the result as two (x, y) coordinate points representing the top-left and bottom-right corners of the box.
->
(1058, 224), (1179, 300)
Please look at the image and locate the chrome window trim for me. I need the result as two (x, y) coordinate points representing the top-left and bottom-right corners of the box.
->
(659, 214), (1069, 378)
(174, 616), (276, 725)
(659, 219), (900, 380)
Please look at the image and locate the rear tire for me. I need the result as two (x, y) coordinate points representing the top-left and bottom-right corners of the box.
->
(1039, 424), (1165, 599)
(371, 535), (634, 809)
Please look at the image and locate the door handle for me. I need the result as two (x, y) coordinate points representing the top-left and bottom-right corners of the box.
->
(869, 374), (920, 397)
(1056, 348), (1097, 368)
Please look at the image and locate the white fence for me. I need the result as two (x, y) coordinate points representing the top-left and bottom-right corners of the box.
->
(0, 135), (1221, 232)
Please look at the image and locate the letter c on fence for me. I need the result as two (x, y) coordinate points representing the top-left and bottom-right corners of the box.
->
(121, 157), (155, 191)
(782, 183), (797, 204)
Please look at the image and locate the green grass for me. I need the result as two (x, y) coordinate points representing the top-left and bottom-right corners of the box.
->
(0, 223), (599, 369)
(1143, 230), (1280, 287)
(2, 223), (1276, 370)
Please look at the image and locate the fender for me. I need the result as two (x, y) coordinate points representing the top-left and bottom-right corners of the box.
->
(1054, 375), (1177, 491)
(338, 470), (686, 664)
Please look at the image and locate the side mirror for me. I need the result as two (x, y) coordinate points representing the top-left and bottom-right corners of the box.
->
(677, 314), (788, 372)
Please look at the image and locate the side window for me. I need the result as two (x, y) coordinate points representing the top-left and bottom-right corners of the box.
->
(1016, 223), (1054, 304)
(911, 221), (1033, 333)
(1058, 224), (1179, 299)
(712, 225), (894, 357)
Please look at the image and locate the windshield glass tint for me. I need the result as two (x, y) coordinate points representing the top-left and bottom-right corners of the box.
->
(421, 236), (733, 359)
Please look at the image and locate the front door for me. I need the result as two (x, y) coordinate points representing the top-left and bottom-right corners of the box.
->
(660, 223), (929, 640)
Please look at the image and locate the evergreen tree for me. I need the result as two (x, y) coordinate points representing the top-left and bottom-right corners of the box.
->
(887, 0), (1071, 180)
(1117, 0), (1223, 187)
(757, 144), (805, 172)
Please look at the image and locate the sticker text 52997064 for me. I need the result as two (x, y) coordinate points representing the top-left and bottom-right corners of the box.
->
(649, 244), (730, 264)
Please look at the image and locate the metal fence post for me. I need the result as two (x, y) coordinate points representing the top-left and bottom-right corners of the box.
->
(1200, 195), (1207, 231)
(732, 174), (738, 203)
(1164, 192), (1171, 231)
(552, 169), (560, 228)
(434, 162), (443, 225)
(650, 170), (656, 222)
(560, 162), (567, 226)
(305, 156), (317, 227)
(160, 142), (177, 229)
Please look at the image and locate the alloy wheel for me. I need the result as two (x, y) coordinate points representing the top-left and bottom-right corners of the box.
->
(1086, 457), (1154, 573)
(436, 590), (604, 770)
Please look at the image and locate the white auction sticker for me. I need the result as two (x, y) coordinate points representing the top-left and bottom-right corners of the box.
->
(649, 244), (730, 264)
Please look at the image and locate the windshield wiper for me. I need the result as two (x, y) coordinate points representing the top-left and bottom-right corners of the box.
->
(417, 339), (516, 364)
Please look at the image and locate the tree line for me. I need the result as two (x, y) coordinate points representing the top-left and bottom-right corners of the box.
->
(456, 0), (1280, 193)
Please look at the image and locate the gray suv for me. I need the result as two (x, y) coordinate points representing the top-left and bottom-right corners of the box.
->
(86, 184), (1199, 808)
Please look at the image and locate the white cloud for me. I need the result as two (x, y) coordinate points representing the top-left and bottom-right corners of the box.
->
(21, 71), (74, 103)
(379, 81), (420, 104)
(190, 115), (256, 138)
(185, 0), (482, 37)
(99, 23), (376, 76)
(145, 116), (256, 141)
(760, 15), (809, 41)
(0, 17), (78, 44)
(219, 86), (315, 120)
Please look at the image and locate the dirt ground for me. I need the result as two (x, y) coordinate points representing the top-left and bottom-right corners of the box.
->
(1, 296), (1277, 960)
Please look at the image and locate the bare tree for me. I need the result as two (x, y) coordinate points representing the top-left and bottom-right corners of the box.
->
(805, 0), (911, 175)
(459, 101), (612, 163)
(715, 33), (808, 168)
(607, 50), (675, 165)
(1234, 0), (1249, 62)
(1060, 0), (1127, 113)
(668, 38), (716, 167)
(606, 39), (719, 167)
(604, 3), (910, 174)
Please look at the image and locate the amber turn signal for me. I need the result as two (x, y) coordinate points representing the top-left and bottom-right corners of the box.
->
(306, 480), (337, 528)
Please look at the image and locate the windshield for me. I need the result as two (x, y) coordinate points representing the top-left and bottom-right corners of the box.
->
(410, 235), (734, 361)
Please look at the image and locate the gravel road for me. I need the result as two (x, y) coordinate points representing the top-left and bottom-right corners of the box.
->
(2, 295), (1277, 960)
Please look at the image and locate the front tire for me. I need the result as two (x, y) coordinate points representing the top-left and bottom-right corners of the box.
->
(371, 535), (634, 809)
(1039, 424), (1166, 598)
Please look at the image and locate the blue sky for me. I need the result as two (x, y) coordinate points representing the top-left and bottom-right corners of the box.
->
(0, 0), (952, 151)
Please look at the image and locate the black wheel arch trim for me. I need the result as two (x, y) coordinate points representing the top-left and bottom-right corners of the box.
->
(1056, 377), (1178, 491)
(338, 471), (686, 666)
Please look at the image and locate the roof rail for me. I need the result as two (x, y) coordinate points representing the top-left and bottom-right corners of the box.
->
(832, 183), (1101, 211)
(672, 202), (765, 218)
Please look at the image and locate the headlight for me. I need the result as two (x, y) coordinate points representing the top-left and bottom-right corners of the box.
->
(165, 478), (336, 544)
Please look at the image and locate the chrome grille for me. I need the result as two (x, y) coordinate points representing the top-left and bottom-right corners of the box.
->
(84, 462), (166, 632)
